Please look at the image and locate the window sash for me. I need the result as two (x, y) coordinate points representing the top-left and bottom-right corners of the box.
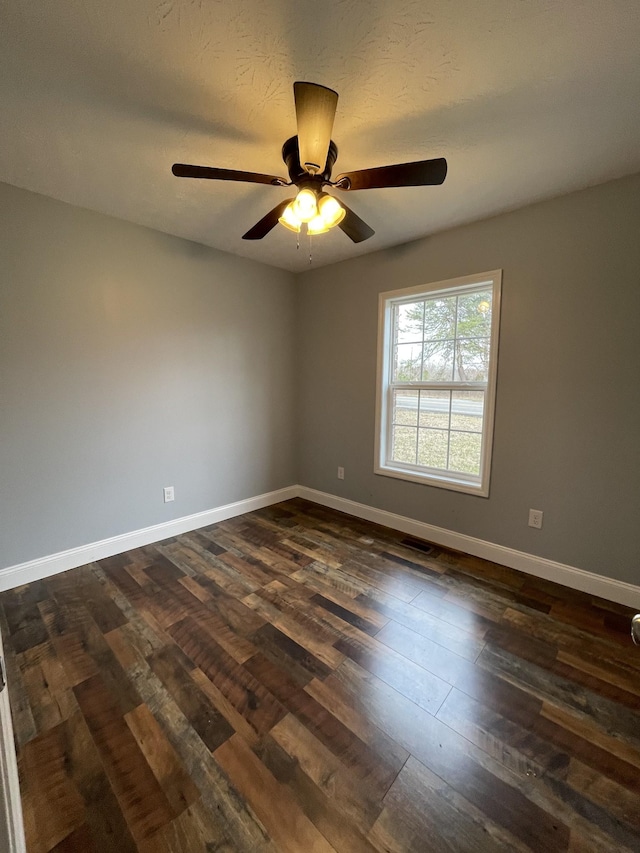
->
(385, 388), (487, 480)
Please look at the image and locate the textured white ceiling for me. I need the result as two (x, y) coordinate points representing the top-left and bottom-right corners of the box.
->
(2, 0), (639, 272)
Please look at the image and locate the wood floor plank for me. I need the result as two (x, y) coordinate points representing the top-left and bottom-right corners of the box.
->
(303, 676), (410, 776)
(18, 721), (87, 853)
(161, 542), (260, 599)
(190, 666), (261, 747)
(256, 579), (358, 643)
(147, 644), (235, 752)
(502, 606), (639, 667)
(374, 618), (478, 684)
(66, 568), (129, 635)
(255, 733), (381, 853)
(2, 498), (638, 852)
(243, 592), (346, 669)
(140, 676), (276, 851)
(244, 652), (404, 798)
(539, 701), (640, 774)
(58, 708), (139, 851)
(167, 616), (288, 736)
(0, 604), (38, 746)
(2, 584), (51, 654)
(555, 648), (640, 698)
(39, 622), (100, 688)
(137, 798), (237, 853)
(124, 703), (200, 816)
(291, 562), (381, 600)
(356, 589), (488, 658)
(478, 643), (640, 749)
(214, 732), (337, 853)
(49, 823), (103, 852)
(334, 631), (451, 715)
(267, 712), (384, 835)
(436, 686), (640, 849)
(156, 573), (259, 663)
(372, 754), (530, 853)
(73, 675), (175, 844)
(310, 592), (382, 635)
(252, 622), (333, 682)
(44, 594), (143, 716)
(17, 641), (75, 735)
(288, 569), (392, 630)
(330, 658), (572, 851)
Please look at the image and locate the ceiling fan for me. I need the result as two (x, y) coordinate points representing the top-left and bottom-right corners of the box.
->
(172, 82), (447, 243)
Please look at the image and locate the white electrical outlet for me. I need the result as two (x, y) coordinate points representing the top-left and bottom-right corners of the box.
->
(337, 466), (345, 480)
(163, 486), (175, 503)
(528, 509), (543, 529)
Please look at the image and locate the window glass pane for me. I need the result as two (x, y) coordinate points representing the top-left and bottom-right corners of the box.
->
(424, 296), (456, 340)
(422, 340), (454, 381)
(392, 389), (418, 426)
(448, 432), (482, 475)
(418, 390), (450, 428)
(417, 429), (448, 469)
(451, 391), (484, 432)
(454, 337), (490, 381)
(391, 426), (417, 464)
(396, 302), (424, 343)
(394, 343), (422, 381)
(456, 291), (492, 338)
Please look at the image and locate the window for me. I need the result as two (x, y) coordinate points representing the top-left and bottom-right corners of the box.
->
(375, 270), (501, 496)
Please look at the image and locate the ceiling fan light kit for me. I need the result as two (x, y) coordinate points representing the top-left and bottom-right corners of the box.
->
(171, 81), (447, 247)
(279, 190), (346, 235)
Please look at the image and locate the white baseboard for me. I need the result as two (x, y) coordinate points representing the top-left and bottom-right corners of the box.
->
(1, 483), (638, 609)
(297, 487), (640, 609)
(0, 486), (298, 592)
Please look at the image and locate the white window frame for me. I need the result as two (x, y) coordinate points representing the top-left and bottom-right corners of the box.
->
(374, 270), (502, 497)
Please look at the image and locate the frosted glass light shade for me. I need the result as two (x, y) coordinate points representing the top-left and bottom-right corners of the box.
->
(317, 194), (345, 228)
(307, 214), (330, 235)
(293, 188), (318, 222)
(278, 203), (302, 232)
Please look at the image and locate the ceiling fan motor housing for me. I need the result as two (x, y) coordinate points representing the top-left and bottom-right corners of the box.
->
(282, 136), (337, 190)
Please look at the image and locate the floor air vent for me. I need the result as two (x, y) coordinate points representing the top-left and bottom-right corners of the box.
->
(400, 536), (435, 555)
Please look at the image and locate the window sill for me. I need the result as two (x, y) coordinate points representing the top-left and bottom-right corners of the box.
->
(374, 463), (489, 497)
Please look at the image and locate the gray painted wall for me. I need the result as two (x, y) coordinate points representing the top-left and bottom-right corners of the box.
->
(0, 183), (296, 569)
(296, 174), (640, 585)
(2, 175), (639, 587)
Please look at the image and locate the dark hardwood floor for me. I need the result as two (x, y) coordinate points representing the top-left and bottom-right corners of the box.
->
(1, 498), (639, 852)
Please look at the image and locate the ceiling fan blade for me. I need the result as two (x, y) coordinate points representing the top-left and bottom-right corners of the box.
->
(242, 199), (293, 240)
(335, 157), (447, 190)
(172, 163), (287, 186)
(293, 82), (338, 175)
(338, 201), (375, 243)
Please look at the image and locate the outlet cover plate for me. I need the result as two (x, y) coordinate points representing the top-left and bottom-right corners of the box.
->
(528, 508), (543, 529)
